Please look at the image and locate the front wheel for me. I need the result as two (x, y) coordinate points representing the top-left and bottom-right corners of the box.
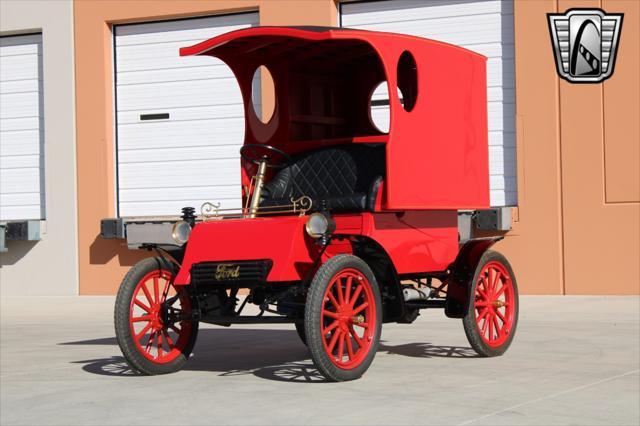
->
(114, 257), (198, 375)
(462, 250), (518, 357)
(305, 255), (382, 381)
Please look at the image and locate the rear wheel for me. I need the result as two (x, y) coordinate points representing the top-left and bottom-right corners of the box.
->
(462, 250), (518, 357)
(305, 255), (382, 381)
(294, 321), (307, 346)
(114, 257), (198, 375)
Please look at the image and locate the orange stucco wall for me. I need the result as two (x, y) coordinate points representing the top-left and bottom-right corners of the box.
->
(74, 0), (639, 295)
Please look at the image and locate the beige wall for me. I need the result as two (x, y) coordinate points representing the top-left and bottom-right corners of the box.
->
(73, 0), (639, 295)
(498, 0), (639, 295)
(0, 0), (78, 295)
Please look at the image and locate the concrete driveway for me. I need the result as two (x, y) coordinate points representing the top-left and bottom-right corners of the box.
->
(1, 296), (638, 425)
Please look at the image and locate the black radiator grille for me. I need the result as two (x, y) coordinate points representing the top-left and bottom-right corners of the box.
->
(190, 260), (272, 286)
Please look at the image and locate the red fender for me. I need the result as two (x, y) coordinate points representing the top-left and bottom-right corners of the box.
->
(444, 237), (503, 318)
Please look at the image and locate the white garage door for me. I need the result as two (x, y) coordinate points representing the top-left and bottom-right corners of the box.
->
(341, 0), (517, 207)
(114, 13), (259, 217)
(0, 34), (45, 221)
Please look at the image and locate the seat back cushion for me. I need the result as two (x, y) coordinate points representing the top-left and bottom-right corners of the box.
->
(261, 144), (385, 212)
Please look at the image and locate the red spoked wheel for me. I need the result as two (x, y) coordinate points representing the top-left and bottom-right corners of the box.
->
(129, 269), (193, 364)
(463, 250), (518, 357)
(306, 255), (382, 382)
(320, 269), (376, 369)
(115, 257), (198, 375)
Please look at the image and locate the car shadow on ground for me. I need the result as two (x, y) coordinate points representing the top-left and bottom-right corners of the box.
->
(62, 328), (477, 383)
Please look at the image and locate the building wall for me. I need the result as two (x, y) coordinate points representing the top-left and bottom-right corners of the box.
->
(73, 0), (639, 295)
(498, 0), (639, 295)
(0, 0), (78, 295)
(74, 0), (337, 295)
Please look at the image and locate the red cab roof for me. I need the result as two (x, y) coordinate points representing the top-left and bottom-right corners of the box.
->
(180, 26), (489, 210)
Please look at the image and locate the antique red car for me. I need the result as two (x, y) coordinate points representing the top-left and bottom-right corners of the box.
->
(108, 26), (518, 381)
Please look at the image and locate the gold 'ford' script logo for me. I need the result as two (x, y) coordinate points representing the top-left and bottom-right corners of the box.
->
(214, 264), (241, 280)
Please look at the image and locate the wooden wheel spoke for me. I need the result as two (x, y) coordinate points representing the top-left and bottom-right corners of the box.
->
(349, 285), (363, 309)
(352, 302), (369, 315)
(348, 325), (364, 347)
(153, 277), (160, 304)
(346, 334), (355, 360)
(336, 278), (344, 304)
(481, 316), (489, 337)
(323, 309), (339, 320)
(496, 309), (507, 324)
(145, 331), (156, 353)
(162, 329), (175, 348)
(353, 322), (368, 329)
(323, 320), (339, 335)
(494, 283), (507, 299)
(140, 284), (154, 306)
(492, 315), (501, 337)
(476, 308), (489, 323)
(326, 291), (339, 309)
(136, 323), (153, 341)
(337, 332), (345, 361)
(327, 330), (341, 353)
(157, 333), (164, 357)
(134, 298), (152, 313)
(160, 279), (170, 303)
(131, 315), (153, 323)
(488, 314), (495, 340)
(344, 276), (353, 305)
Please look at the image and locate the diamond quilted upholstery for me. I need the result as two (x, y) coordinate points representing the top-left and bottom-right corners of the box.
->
(261, 144), (385, 212)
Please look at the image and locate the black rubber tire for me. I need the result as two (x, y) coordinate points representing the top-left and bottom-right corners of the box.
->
(114, 257), (199, 375)
(462, 250), (518, 357)
(294, 321), (307, 346)
(305, 254), (382, 382)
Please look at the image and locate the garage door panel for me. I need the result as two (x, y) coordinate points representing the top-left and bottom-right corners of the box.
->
(487, 87), (515, 103)
(118, 158), (240, 189)
(0, 117), (41, 132)
(117, 65), (233, 86)
(342, 0), (516, 207)
(116, 48), (221, 73)
(489, 146), (516, 175)
(0, 34), (44, 221)
(119, 145), (239, 163)
(0, 204), (41, 221)
(115, 40), (230, 71)
(119, 198), (242, 218)
(114, 13), (257, 217)
(0, 191), (41, 207)
(0, 168), (41, 193)
(119, 185), (240, 203)
(0, 91), (41, 119)
(117, 78), (242, 111)
(341, 0), (509, 22)
(487, 58), (515, 88)
(0, 54), (41, 81)
(115, 15), (258, 46)
(117, 104), (244, 125)
(0, 78), (41, 95)
(0, 154), (41, 170)
(0, 130), (41, 155)
(488, 102), (515, 132)
(117, 120), (243, 152)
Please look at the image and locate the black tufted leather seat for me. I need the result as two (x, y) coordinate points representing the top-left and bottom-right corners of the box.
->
(260, 144), (385, 212)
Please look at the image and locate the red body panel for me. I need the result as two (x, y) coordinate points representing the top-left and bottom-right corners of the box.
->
(179, 27), (490, 211)
(174, 211), (458, 285)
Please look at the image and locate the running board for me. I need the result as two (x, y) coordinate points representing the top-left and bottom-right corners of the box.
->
(405, 300), (446, 310)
